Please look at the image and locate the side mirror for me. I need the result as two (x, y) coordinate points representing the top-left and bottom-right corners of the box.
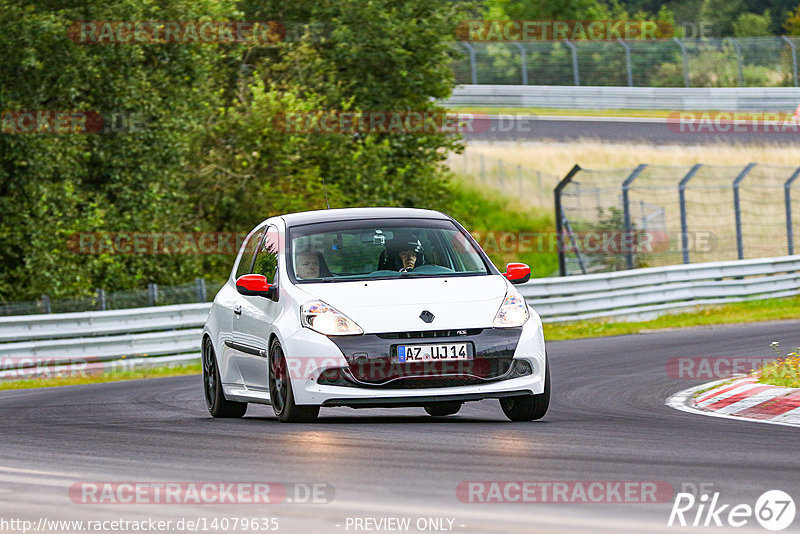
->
(503, 263), (531, 285)
(236, 274), (275, 298)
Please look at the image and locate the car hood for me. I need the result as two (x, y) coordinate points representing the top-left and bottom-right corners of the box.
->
(298, 275), (509, 333)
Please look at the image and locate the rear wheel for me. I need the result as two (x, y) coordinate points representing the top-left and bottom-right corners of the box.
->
(203, 337), (247, 418)
(500, 359), (550, 422)
(424, 402), (463, 417)
(269, 339), (319, 423)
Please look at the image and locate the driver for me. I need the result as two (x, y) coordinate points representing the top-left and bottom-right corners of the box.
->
(387, 234), (424, 272)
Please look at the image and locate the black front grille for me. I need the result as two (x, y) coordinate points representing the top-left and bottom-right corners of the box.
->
(326, 328), (523, 387)
(317, 363), (510, 389)
(376, 329), (482, 340)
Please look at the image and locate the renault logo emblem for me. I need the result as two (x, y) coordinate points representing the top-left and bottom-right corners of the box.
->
(419, 310), (434, 323)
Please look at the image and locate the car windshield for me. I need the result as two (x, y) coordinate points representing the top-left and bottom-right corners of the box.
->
(287, 218), (489, 283)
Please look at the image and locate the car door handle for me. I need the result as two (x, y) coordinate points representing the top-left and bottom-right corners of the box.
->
(234, 305), (242, 316)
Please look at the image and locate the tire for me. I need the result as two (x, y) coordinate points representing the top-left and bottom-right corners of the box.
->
(269, 338), (320, 423)
(500, 359), (550, 422)
(424, 402), (463, 417)
(203, 337), (247, 418)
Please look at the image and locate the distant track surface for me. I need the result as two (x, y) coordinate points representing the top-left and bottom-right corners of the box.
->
(462, 115), (800, 144)
(1, 320), (799, 533)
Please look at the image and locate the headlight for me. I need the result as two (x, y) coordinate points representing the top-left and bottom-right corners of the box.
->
(493, 289), (529, 328)
(300, 300), (364, 336)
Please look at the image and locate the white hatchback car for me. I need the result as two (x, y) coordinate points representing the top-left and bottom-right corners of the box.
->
(202, 207), (549, 422)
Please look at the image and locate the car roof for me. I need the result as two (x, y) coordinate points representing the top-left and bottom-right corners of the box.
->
(279, 207), (450, 227)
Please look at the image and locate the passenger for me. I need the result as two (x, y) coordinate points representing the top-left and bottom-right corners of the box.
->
(296, 251), (321, 279)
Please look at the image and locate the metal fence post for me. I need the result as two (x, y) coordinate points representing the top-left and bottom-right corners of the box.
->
(679, 164), (703, 264)
(673, 38), (690, 88)
(512, 42), (528, 85)
(622, 165), (648, 270)
(563, 40), (580, 86)
(783, 36), (798, 88)
(479, 154), (486, 183)
(460, 42), (478, 85)
(785, 167), (800, 255)
(40, 294), (51, 314)
(148, 283), (158, 306)
(555, 165), (582, 276)
(728, 38), (744, 87)
(618, 39), (633, 87)
(96, 288), (106, 311)
(195, 278), (207, 302)
(733, 163), (756, 260)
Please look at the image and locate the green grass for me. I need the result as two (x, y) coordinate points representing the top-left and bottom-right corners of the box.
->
(757, 351), (800, 388)
(0, 362), (201, 391)
(543, 295), (800, 341)
(449, 106), (704, 119)
(444, 180), (558, 277)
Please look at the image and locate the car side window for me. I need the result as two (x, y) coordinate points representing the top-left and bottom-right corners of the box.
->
(252, 226), (280, 281)
(235, 227), (266, 279)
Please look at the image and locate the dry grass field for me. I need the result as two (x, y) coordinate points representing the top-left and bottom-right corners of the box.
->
(448, 140), (800, 267)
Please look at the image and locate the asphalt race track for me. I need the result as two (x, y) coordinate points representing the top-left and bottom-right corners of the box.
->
(1, 320), (799, 533)
(461, 115), (800, 144)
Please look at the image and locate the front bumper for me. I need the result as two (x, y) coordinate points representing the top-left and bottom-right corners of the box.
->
(282, 309), (546, 406)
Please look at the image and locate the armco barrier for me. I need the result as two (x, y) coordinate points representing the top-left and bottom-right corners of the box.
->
(445, 85), (800, 111)
(1, 255), (799, 378)
(521, 254), (800, 322)
(0, 304), (210, 377)
(0, 303), (211, 343)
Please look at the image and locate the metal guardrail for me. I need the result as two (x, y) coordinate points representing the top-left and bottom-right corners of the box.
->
(520, 254), (800, 322)
(0, 304), (209, 377)
(446, 85), (800, 111)
(0, 303), (211, 343)
(451, 38), (800, 88)
(2, 254), (798, 378)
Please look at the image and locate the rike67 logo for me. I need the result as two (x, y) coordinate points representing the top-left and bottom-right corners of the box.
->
(668, 490), (796, 531)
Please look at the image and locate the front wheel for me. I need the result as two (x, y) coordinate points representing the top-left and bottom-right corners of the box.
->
(203, 337), (247, 418)
(500, 359), (550, 422)
(269, 339), (320, 423)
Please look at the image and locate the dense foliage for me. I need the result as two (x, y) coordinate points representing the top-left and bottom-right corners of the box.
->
(0, 0), (469, 301)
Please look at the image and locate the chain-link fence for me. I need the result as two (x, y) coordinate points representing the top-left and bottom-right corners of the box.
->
(556, 163), (800, 275)
(0, 279), (226, 317)
(451, 37), (800, 88)
(448, 151), (559, 210)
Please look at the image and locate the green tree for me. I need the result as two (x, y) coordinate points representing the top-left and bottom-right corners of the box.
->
(733, 10), (774, 36)
(0, 0), (238, 300)
(193, 0), (467, 229)
(699, 0), (747, 36)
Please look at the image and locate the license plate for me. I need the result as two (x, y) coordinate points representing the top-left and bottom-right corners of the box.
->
(397, 343), (471, 363)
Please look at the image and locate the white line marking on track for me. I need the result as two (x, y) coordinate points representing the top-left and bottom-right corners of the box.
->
(714, 387), (795, 415)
